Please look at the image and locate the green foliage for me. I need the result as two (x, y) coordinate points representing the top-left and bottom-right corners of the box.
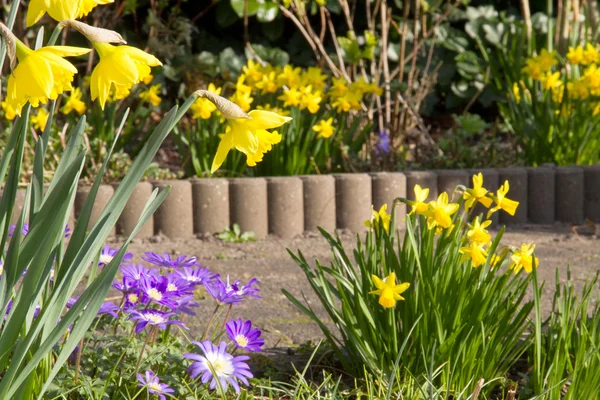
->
(217, 223), (256, 243)
(285, 194), (534, 396)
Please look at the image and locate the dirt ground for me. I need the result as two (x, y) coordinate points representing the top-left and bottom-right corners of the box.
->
(111, 223), (600, 351)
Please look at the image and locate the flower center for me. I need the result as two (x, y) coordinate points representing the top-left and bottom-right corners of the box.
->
(146, 313), (166, 324)
(148, 382), (162, 392)
(128, 294), (138, 303)
(206, 353), (234, 377)
(235, 334), (249, 348)
(147, 288), (163, 301)
(167, 283), (177, 292)
(99, 254), (114, 265)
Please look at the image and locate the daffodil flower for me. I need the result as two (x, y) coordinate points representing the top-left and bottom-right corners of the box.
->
(459, 242), (488, 268)
(466, 217), (492, 246)
(463, 173), (492, 209)
(424, 192), (459, 229)
(27, 0), (113, 26)
(1, 102), (17, 121)
(61, 87), (87, 115)
(139, 84), (162, 107)
(408, 185), (430, 215)
(488, 181), (519, 218)
(211, 110), (292, 173)
(7, 40), (90, 114)
(31, 108), (50, 131)
(364, 204), (391, 232)
(369, 272), (410, 309)
(509, 243), (539, 274)
(90, 42), (162, 109)
(312, 118), (335, 139)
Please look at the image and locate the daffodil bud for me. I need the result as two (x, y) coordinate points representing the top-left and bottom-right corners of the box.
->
(193, 90), (251, 120)
(59, 20), (126, 44)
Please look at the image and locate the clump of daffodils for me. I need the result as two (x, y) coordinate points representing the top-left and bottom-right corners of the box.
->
(365, 173), (540, 309)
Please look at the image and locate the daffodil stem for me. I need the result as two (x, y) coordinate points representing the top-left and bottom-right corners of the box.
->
(47, 25), (64, 46)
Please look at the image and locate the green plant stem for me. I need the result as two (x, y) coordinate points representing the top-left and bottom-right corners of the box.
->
(203, 304), (220, 340)
(136, 328), (154, 373)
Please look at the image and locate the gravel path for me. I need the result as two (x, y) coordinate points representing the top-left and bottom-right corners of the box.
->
(111, 223), (600, 350)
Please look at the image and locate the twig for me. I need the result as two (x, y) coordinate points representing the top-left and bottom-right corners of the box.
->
(520, 0), (532, 44)
(324, 10), (350, 81)
(380, 0), (391, 126)
(191, 0), (217, 23)
(278, 4), (321, 62)
(463, 67), (490, 114)
(243, 0), (266, 66)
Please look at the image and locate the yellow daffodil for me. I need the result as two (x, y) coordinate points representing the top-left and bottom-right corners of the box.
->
(467, 217), (492, 246)
(329, 77), (349, 97)
(582, 43), (599, 65)
(60, 87), (86, 115)
(142, 74), (154, 85)
(509, 243), (539, 274)
(211, 110), (292, 173)
(522, 49), (557, 79)
(567, 79), (589, 100)
(31, 108), (49, 130)
(27, 0), (113, 26)
(584, 64), (600, 95)
(242, 60), (265, 85)
(459, 242), (488, 267)
(1, 101), (17, 121)
(299, 86), (322, 114)
(278, 88), (302, 108)
(331, 91), (362, 112)
(230, 76), (254, 112)
(369, 272), (410, 309)
(255, 71), (278, 94)
(7, 41), (90, 115)
(488, 181), (519, 218)
(90, 42), (161, 109)
(312, 117), (335, 139)
(364, 204), (391, 232)
(567, 45), (585, 65)
(277, 65), (302, 88)
(190, 83), (221, 119)
(139, 84), (162, 107)
(463, 173), (493, 209)
(301, 67), (327, 91)
(540, 71), (562, 91)
(408, 184), (429, 215)
(424, 192), (459, 229)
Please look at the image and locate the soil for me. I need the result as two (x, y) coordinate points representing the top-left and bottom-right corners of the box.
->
(109, 223), (600, 354)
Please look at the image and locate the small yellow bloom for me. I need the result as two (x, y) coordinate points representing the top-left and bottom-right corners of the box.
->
(512, 82), (521, 103)
(522, 49), (557, 79)
(142, 74), (154, 85)
(466, 217), (492, 246)
(567, 79), (589, 100)
(278, 88), (302, 108)
(211, 110), (292, 173)
(331, 91), (362, 112)
(369, 272), (410, 309)
(509, 243), (539, 274)
(90, 42), (162, 109)
(582, 43), (599, 65)
(277, 65), (302, 88)
(299, 86), (322, 114)
(329, 77), (349, 97)
(408, 185), (429, 215)
(583, 64), (600, 95)
(424, 192), (459, 229)
(540, 71), (562, 91)
(7, 41), (90, 115)
(301, 67), (327, 91)
(60, 87), (87, 115)
(2, 102), (17, 121)
(463, 173), (493, 209)
(312, 117), (335, 139)
(567, 45), (585, 65)
(190, 83), (222, 119)
(488, 181), (519, 218)
(139, 84), (162, 107)
(364, 204), (391, 232)
(230, 76), (254, 112)
(242, 60), (265, 85)
(459, 242), (488, 268)
(255, 71), (278, 94)
(31, 108), (49, 131)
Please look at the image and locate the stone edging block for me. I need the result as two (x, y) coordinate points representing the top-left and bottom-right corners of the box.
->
(153, 180), (194, 238)
(229, 178), (268, 239)
(75, 184), (115, 236)
(115, 181), (154, 238)
(555, 167), (584, 224)
(267, 177), (304, 238)
(191, 178), (230, 235)
(583, 165), (600, 222)
(527, 167), (555, 224)
(334, 173), (372, 232)
(370, 172), (407, 227)
(301, 175), (336, 232)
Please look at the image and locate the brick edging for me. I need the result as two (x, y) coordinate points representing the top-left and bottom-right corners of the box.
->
(59, 165), (600, 238)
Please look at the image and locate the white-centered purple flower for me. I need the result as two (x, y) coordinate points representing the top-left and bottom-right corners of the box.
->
(205, 276), (261, 306)
(98, 244), (133, 267)
(184, 340), (253, 394)
(137, 370), (174, 400)
(175, 266), (214, 285)
(139, 276), (179, 309)
(225, 318), (264, 352)
(142, 252), (200, 269)
(128, 309), (186, 333)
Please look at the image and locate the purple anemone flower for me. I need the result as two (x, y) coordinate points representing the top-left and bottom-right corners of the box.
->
(184, 340), (253, 394)
(139, 276), (179, 309)
(137, 370), (174, 400)
(175, 267), (214, 285)
(121, 264), (156, 282)
(205, 276), (261, 306)
(128, 309), (186, 333)
(142, 252), (200, 269)
(375, 129), (390, 155)
(226, 318), (264, 352)
(98, 244), (133, 267)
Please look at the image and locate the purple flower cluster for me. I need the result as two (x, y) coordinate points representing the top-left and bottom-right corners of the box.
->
(204, 276), (261, 306)
(137, 370), (174, 400)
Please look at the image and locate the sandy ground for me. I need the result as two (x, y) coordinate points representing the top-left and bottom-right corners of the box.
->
(109, 223), (600, 351)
